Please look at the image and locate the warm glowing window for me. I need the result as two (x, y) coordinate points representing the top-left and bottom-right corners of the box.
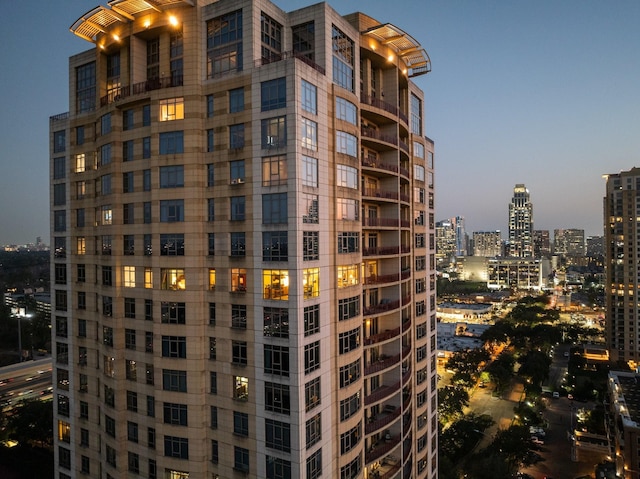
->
(58, 420), (71, 442)
(303, 268), (319, 299)
(101, 205), (113, 225)
(144, 267), (153, 289)
(159, 98), (185, 121)
(234, 376), (249, 401)
(124, 266), (136, 288)
(161, 269), (186, 290)
(231, 269), (247, 293)
(263, 270), (289, 300)
(337, 264), (359, 288)
(209, 269), (216, 291)
(75, 154), (86, 173)
(77, 237), (86, 255)
(76, 181), (86, 199)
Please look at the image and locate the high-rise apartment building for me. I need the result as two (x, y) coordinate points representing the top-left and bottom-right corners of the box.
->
(604, 168), (640, 364)
(508, 183), (533, 258)
(553, 229), (585, 257)
(533, 229), (550, 258)
(50, 1), (437, 478)
(472, 231), (502, 257)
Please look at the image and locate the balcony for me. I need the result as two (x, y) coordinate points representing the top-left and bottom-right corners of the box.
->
(363, 245), (400, 257)
(362, 127), (398, 147)
(364, 326), (400, 346)
(100, 76), (184, 106)
(365, 353), (401, 376)
(366, 405), (401, 435)
(363, 187), (400, 201)
(363, 299), (400, 316)
(368, 456), (401, 479)
(364, 273), (400, 286)
(362, 217), (400, 228)
(362, 155), (400, 176)
(365, 382), (400, 406)
(366, 434), (401, 465)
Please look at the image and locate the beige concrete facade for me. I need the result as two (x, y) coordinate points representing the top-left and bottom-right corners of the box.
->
(50, 1), (437, 478)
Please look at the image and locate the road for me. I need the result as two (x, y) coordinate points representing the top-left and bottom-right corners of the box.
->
(0, 358), (53, 411)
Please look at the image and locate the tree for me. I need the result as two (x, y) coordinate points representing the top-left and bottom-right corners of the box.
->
(518, 350), (551, 386)
(438, 386), (469, 423)
(6, 399), (53, 447)
(485, 352), (515, 392)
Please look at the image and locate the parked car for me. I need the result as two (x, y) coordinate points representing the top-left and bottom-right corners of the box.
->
(531, 436), (544, 445)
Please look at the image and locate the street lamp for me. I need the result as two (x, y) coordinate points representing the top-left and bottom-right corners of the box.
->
(15, 311), (33, 362)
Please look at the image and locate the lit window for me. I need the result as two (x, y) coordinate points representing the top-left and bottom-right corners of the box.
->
(75, 154), (85, 173)
(337, 264), (359, 288)
(303, 268), (319, 299)
(301, 118), (317, 150)
(144, 268), (153, 289)
(234, 376), (249, 401)
(101, 205), (113, 225)
(159, 98), (184, 121)
(77, 237), (86, 255)
(124, 266), (136, 288)
(231, 268), (247, 293)
(263, 270), (289, 300)
(161, 269), (186, 290)
(208, 269), (216, 291)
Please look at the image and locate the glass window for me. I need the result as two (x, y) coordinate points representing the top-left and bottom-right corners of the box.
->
(207, 163), (215, 186)
(261, 78), (286, 111)
(261, 13), (282, 62)
(206, 10), (243, 77)
(261, 116), (286, 149)
(337, 164), (358, 188)
(160, 200), (184, 222)
(263, 270), (289, 300)
(159, 131), (184, 154)
(208, 269), (216, 291)
(53, 210), (66, 232)
(229, 124), (245, 149)
(234, 375), (249, 400)
(208, 233), (215, 256)
(337, 264), (359, 288)
(160, 234), (185, 256)
(335, 97), (357, 124)
(263, 307), (288, 337)
(303, 231), (319, 261)
(338, 296), (360, 321)
(413, 141), (425, 159)
(162, 336), (187, 358)
(265, 419), (291, 452)
(232, 304), (247, 329)
(332, 25), (354, 92)
(301, 118), (317, 150)
(161, 302), (186, 324)
(162, 369), (187, 392)
(230, 232), (246, 256)
(411, 93), (423, 135)
(262, 155), (287, 186)
(207, 128), (214, 152)
(293, 21), (315, 60)
(303, 268), (319, 299)
(123, 266), (136, 287)
(337, 198), (358, 221)
(230, 160), (245, 182)
(231, 268), (247, 292)
(75, 154), (85, 173)
(164, 435), (189, 459)
(100, 143), (112, 166)
(230, 196), (246, 221)
(304, 341), (320, 374)
(262, 193), (287, 224)
(206, 94), (214, 117)
(264, 345), (289, 376)
(229, 87), (244, 112)
(301, 79), (317, 114)
(301, 156), (318, 187)
(307, 449), (322, 479)
(53, 157), (66, 179)
(160, 165), (184, 188)
(262, 231), (288, 261)
(305, 376), (321, 412)
(53, 184), (66, 206)
(336, 131), (357, 156)
(302, 193), (318, 223)
(159, 98), (184, 121)
(208, 198), (215, 221)
(143, 137), (151, 158)
(75, 62), (96, 114)
(160, 268), (185, 290)
(234, 446), (249, 472)
(305, 414), (322, 449)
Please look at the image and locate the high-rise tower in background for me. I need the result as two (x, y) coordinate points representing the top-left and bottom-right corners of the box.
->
(50, 1), (437, 478)
(604, 168), (640, 365)
(508, 183), (533, 257)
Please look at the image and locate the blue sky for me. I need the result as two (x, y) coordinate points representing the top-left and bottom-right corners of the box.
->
(1, 1), (638, 244)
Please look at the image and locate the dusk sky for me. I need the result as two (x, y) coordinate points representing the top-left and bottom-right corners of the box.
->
(1, 1), (639, 244)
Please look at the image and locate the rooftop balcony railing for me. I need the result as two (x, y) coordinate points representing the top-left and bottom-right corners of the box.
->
(100, 76), (184, 106)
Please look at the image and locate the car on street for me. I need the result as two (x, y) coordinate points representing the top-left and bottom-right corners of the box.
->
(531, 436), (544, 445)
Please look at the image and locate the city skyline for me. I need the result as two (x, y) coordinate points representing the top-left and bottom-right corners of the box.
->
(2, 0), (640, 243)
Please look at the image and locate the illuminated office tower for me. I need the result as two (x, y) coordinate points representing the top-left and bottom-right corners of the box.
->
(553, 228), (585, 257)
(604, 168), (640, 365)
(473, 231), (502, 257)
(508, 183), (533, 258)
(533, 229), (550, 258)
(50, 1), (437, 478)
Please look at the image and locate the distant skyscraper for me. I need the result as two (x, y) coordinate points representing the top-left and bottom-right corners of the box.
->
(473, 231), (502, 257)
(586, 235), (604, 257)
(553, 229), (586, 257)
(604, 168), (640, 363)
(508, 184), (533, 257)
(436, 219), (456, 265)
(533, 230), (550, 258)
(454, 216), (467, 256)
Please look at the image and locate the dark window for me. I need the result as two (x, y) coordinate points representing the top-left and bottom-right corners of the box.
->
(262, 231), (288, 261)
(264, 345), (289, 376)
(164, 435), (189, 459)
(265, 382), (290, 415)
(163, 403), (188, 426)
(159, 131), (184, 154)
(261, 78), (286, 111)
(265, 419), (291, 452)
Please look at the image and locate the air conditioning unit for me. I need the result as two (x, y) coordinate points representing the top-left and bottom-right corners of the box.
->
(231, 178), (244, 185)
(237, 178), (245, 184)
